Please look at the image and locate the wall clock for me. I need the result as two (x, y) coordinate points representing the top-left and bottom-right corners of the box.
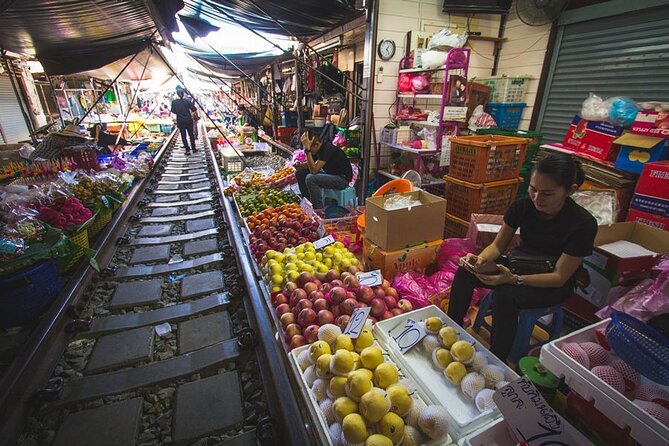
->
(377, 39), (396, 60)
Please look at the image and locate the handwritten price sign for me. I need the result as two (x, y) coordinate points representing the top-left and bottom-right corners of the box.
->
(356, 270), (383, 287)
(343, 307), (371, 339)
(390, 318), (426, 354)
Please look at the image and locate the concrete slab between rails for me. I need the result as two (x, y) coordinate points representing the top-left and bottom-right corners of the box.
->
(115, 253), (224, 278)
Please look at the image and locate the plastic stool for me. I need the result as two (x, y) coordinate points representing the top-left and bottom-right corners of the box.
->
(323, 186), (357, 207)
(472, 290), (564, 363)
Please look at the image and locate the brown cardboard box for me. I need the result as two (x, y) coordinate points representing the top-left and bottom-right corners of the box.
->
(363, 237), (442, 282)
(466, 214), (521, 252)
(365, 190), (447, 251)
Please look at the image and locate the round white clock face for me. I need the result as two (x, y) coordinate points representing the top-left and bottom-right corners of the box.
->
(378, 39), (395, 60)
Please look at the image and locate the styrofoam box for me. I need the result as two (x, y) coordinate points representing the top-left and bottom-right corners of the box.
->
(540, 319), (669, 446)
(458, 416), (593, 446)
(373, 306), (519, 440)
(289, 342), (454, 446)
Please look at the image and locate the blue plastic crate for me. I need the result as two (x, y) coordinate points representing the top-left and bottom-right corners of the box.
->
(486, 102), (527, 130)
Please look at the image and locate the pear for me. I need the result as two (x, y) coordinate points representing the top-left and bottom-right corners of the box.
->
(417, 405), (450, 440)
(365, 434), (393, 446)
(342, 413), (369, 444)
(373, 362), (399, 389)
(444, 361), (467, 385)
(360, 346), (384, 370)
(333, 396), (358, 423)
(352, 368), (374, 382)
(316, 353), (333, 378)
(309, 340), (332, 363)
(355, 328), (375, 352)
(438, 326), (458, 349)
(346, 370), (373, 401)
(431, 348), (453, 369)
(350, 351), (361, 370)
(424, 317), (443, 334)
(380, 412), (405, 444)
(329, 376), (348, 399)
(334, 334), (355, 352)
(330, 350), (355, 376)
(359, 388), (391, 423)
(386, 384), (413, 416)
(450, 340), (474, 364)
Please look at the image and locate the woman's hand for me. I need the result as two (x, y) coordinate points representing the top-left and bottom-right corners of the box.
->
(475, 264), (516, 286)
(459, 253), (483, 268)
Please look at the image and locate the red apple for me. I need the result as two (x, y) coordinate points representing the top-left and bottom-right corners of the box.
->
(346, 291), (357, 301)
(344, 274), (359, 288)
(303, 282), (319, 296)
(374, 287), (386, 300)
(370, 298), (387, 318)
(355, 302), (368, 309)
(368, 316), (378, 325)
(275, 303), (291, 317)
(325, 270), (340, 283)
(382, 279), (391, 289)
(383, 295), (398, 309)
(330, 279), (344, 288)
(382, 311), (394, 320)
(335, 315), (351, 331)
(304, 324), (320, 343)
(340, 271), (353, 282)
(347, 265), (359, 275)
(340, 298), (357, 316)
(391, 308), (404, 316)
(357, 286), (375, 304)
(285, 323), (302, 340)
(385, 287), (398, 298)
(313, 298), (328, 312)
(397, 299), (413, 312)
(280, 312), (296, 328)
(317, 309), (335, 325)
(313, 279), (322, 288)
(331, 304), (341, 318)
(273, 293), (288, 306)
(297, 272), (315, 288)
(294, 299), (313, 314)
(320, 283), (332, 293)
(297, 308), (317, 327)
(284, 282), (298, 294)
(290, 335), (308, 350)
(290, 288), (308, 307)
(329, 286), (347, 305)
(309, 290), (325, 304)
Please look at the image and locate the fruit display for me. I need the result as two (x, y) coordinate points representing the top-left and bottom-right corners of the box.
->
(263, 166), (296, 189)
(271, 268), (405, 349)
(246, 204), (321, 263)
(70, 174), (128, 208)
(39, 197), (93, 230)
(225, 166), (296, 195)
(235, 186), (300, 217)
(294, 321), (452, 445)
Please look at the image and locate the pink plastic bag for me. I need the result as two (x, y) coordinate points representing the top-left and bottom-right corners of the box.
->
(597, 257), (669, 321)
(411, 74), (431, 93)
(398, 74), (414, 93)
(392, 271), (433, 309)
(438, 238), (474, 270)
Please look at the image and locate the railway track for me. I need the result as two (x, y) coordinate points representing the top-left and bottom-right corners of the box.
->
(0, 133), (313, 446)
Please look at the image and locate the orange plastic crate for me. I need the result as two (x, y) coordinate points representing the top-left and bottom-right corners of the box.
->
(448, 135), (528, 183)
(444, 213), (469, 239)
(444, 175), (520, 221)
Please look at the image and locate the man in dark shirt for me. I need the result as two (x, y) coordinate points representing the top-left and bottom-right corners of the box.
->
(295, 130), (353, 209)
(171, 86), (197, 154)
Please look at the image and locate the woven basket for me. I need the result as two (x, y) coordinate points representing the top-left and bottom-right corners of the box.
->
(57, 227), (89, 272)
(88, 208), (113, 239)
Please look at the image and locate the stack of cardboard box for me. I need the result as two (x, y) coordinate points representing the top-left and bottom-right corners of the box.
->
(627, 161), (669, 230)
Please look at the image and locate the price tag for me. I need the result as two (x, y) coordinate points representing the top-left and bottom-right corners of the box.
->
(390, 318), (427, 353)
(494, 377), (588, 446)
(300, 197), (314, 215)
(343, 307), (371, 338)
(356, 270), (383, 287)
(313, 235), (335, 249)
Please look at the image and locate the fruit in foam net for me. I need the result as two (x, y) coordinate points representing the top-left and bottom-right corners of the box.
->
(329, 423), (342, 444)
(297, 349), (313, 371)
(480, 364), (505, 388)
(379, 412), (405, 444)
(303, 365), (317, 387)
(342, 413), (369, 444)
(320, 398), (335, 424)
(334, 396), (359, 423)
(461, 372), (486, 400)
(318, 323), (342, 345)
(330, 350), (355, 376)
(373, 363), (399, 389)
(417, 405), (450, 440)
(312, 378), (328, 402)
(421, 334), (440, 353)
(444, 361), (467, 385)
(309, 340), (332, 363)
(591, 365), (625, 394)
(359, 388), (391, 423)
(475, 388), (497, 412)
(360, 346), (384, 370)
(438, 326), (458, 349)
(316, 354), (333, 377)
(633, 400), (669, 426)
(610, 358), (640, 393)
(354, 368), (374, 382)
(386, 384), (413, 416)
(402, 425), (426, 446)
(469, 351), (488, 372)
(635, 382), (669, 408)
(365, 433), (393, 446)
(334, 334), (355, 352)
(329, 376), (348, 399)
(406, 398), (426, 428)
(424, 317), (443, 334)
(560, 342), (590, 368)
(579, 341), (610, 368)
(450, 340), (475, 363)
(431, 348), (453, 369)
(495, 380), (510, 391)
(346, 370), (373, 401)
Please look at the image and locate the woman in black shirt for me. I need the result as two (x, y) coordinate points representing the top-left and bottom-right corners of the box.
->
(448, 153), (598, 362)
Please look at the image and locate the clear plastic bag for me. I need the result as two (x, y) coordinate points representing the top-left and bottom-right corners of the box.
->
(428, 29), (468, 51)
(581, 93), (610, 121)
(383, 194), (422, 210)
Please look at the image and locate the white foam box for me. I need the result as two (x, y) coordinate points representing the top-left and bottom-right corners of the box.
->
(289, 342), (453, 446)
(540, 319), (669, 446)
(458, 416), (592, 446)
(373, 305), (519, 440)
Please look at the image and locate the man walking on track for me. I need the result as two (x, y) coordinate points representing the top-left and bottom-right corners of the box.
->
(171, 86), (197, 155)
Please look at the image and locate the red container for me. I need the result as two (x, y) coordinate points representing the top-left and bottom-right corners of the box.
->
(562, 115), (623, 161)
(635, 160), (669, 199)
(626, 208), (669, 231)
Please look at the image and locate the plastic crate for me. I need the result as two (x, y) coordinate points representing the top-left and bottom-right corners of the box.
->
(476, 128), (543, 167)
(444, 212), (469, 239)
(448, 134), (528, 183)
(444, 175), (521, 221)
(0, 260), (62, 329)
(485, 103), (527, 130)
(476, 76), (530, 103)
(63, 148), (100, 171)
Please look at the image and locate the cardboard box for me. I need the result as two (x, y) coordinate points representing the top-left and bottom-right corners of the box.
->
(362, 237), (442, 281)
(630, 110), (669, 138)
(575, 261), (632, 308)
(626, 208), (669, 231)
(466, 214), (521, 252)
(587, 221), (669, 285)
(635, 160), (669, 199)
(365, 190), (447, 251)
(405, 31), (433, 58)
(613, 133), (668, 174)
(631, 193), (669, 217)
(562, 115), (624, 160)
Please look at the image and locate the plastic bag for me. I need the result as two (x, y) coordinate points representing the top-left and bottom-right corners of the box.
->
(420, 50), (448, 69)
(428, 29), (468, 51)
(581, 93), (609, 121)
(332, 133), (346, 147)
(411, 73), (431, 92)
(398, 74), (414, 92)
(468, 105), (497, 131)
(596, 257), (669, 322)
(18, 143), (35, 159)
(392, 271), (433, 309)
(605, 96), (640, 127)
(383, 194), (422, 210)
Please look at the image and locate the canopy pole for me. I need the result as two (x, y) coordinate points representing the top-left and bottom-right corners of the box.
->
(359, 0), (379, 205)
(294, 56), (304, 138)
(1, 50), (37, 144)
(151, 44), (248, 168)
(115, 47), (152, 145)
(45, 75), (65, 128)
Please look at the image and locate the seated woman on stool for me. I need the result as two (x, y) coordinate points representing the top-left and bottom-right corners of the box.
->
(296, 130), (352, 209)
(447, 153), (597, 363)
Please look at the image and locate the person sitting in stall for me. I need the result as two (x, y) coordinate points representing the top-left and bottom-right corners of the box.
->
(447, 153), (597, 363)
(295, 130), (352, 210)
(30, 124), (89, 160)
(88, 123), (128, 154)
(237, 104), (258, 128)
